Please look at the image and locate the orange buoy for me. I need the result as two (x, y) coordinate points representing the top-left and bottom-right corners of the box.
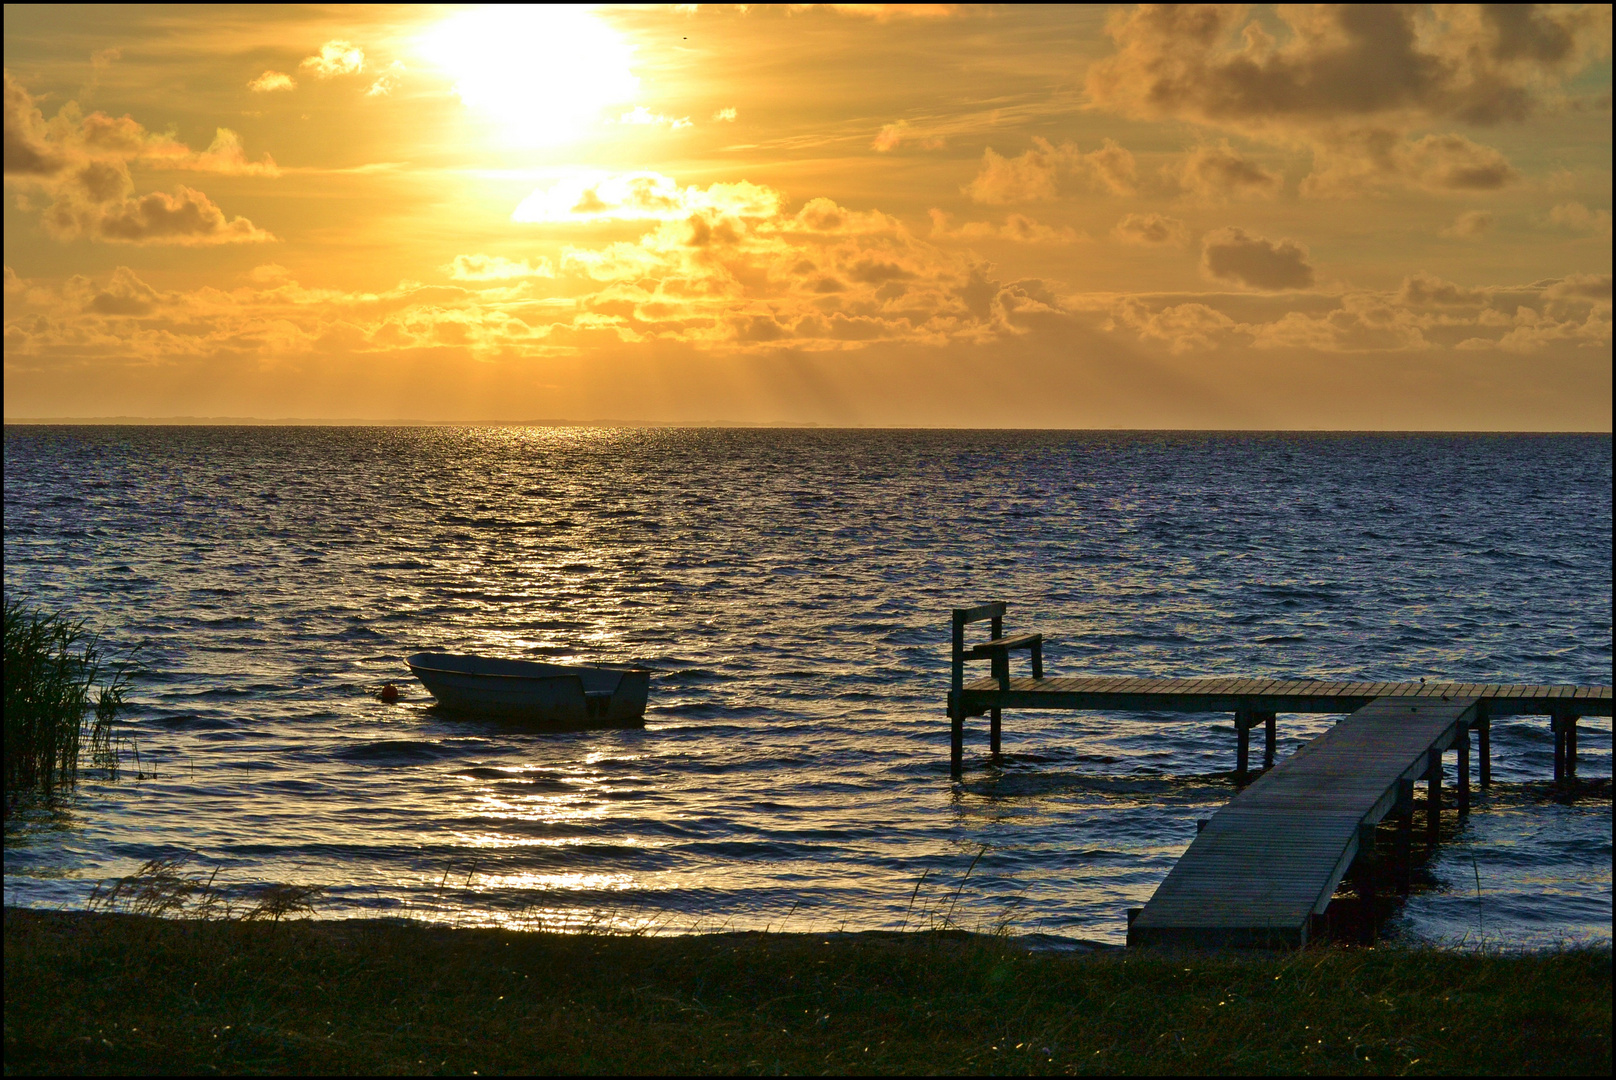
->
(379, 682), (399, 703)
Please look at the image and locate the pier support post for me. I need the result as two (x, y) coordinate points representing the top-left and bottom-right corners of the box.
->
(1394, 779), (1414, 896)
(988, 646), (1008, 763)
(949, 700), (963, 778)
(1354, 823), (1378, 944)
(1457, 726), (1470, 818)
(1550, 710), (1579, 787)
(1425, 749), (1442, 846)
(1262, 711), (1277, 770)
(1566, 714), (1578, 781)
(1552, 714), (1565, 785)
(1476, 703), (1491, 788)
(949, 609), (965, 779)
(1235, 708), (1252, 787)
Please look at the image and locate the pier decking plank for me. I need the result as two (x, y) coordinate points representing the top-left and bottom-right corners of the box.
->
(1128, 698), (1477, 948)
(957, 676), (1613, 718)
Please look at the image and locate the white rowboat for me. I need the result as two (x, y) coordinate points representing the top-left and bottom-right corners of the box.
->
(405, 652), (650, 725)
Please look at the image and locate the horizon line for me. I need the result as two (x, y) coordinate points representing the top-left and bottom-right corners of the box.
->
(3, 417), (1611, 434)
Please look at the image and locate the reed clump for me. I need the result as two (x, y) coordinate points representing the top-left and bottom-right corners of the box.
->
(2, 598), (135, 816)
(84, 857), (326, 923)
(4, 903), (1608, 1075)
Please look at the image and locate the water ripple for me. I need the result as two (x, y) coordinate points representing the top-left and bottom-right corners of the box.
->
(2, 427), (1610, 947)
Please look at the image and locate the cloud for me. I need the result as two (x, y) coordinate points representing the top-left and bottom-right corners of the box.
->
(785, 196), (907, 236)
(248, 70), (296, 93)
(1083, 138), (1137, 196)
(6, 74), (276, 177)
(1397, 271), (1485, 306)
(617, 106), (693, 129)
(82, 264), (162, 314)
(91, 48), (122, 69)
(996, 213), (1084, 244)
(1113, 213), (1187, 246)
(6, 259), (1607, 409)
(873, 119), (943, 152)
(1089, 4), (1610, 131)
(463, 179), (1045, 352)
(446, 255), (556, 281)
(301, 41), (365, 79)
(1095, 270), (1612, 356)
(3, 73), (275, 244)
(1112, 298), (1241, 353)
(5, 167), (1084, 371)
(513, 172), (780, 224)
(1201, 228), (1314, 290)
(366, 61), (405, 98)
(27, 156), (273, 245)
(712, 107), (737, 122)
(57, 184), (275, 245)
(1550, 201), (1613, 239)
(247, 263), (293, 285)
(1440, 210), (1493, 239)
(962, 137), (1137, 204)
(811, 4), (962, 19)
(1479, 299), (1612, 353)
(929, 209), (1084, 244)
(1088, 5), (1607, 195)
(1402, 134), (1514, 190)
(1301, 131), (1518, 195)
(1248, 297), (1430, 352)
(1174, 143), (1281, 200)
(4, 70), (66, 175)
(1545, 273), (1612, 302)
(963, 140), (1064, 203)
(79, 48), (122, 99)
(147, 127), (281, 177)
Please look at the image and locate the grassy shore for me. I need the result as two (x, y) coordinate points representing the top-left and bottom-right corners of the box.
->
(4, 907), (1609, 1075)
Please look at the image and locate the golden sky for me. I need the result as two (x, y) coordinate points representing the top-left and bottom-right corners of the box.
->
(3, 4), (1611, 427)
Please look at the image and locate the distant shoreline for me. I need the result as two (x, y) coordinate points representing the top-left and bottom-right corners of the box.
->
(5, 419), (1612, 434)
(4, 417), (805, 428)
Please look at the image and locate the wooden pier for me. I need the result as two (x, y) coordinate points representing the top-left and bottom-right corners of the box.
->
(945, 603), (1613, 948)
(1128, 696), (1474, 948)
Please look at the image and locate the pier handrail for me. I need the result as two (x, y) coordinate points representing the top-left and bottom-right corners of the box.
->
(951, 602), (1043, 692)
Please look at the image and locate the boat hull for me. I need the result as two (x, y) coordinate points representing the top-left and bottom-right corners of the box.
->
(406, 652), (649, 725)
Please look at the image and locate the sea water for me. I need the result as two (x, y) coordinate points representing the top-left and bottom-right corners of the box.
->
(3, 427), (1610, 947)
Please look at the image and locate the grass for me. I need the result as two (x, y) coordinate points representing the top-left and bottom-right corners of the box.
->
(4, 902), (1608, 1075)
(81, 857), (325, 924)
(3, 598), (135, 816)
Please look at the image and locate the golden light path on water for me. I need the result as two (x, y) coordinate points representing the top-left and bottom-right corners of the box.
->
(2, 428), (1610, 947)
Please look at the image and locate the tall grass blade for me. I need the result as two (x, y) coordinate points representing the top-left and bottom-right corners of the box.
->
(943, 844), (987, 931)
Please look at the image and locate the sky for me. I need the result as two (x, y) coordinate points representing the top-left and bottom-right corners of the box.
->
(3, 3), (1611, 428)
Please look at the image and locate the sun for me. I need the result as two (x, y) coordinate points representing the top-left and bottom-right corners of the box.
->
(419, 5), (639, 147)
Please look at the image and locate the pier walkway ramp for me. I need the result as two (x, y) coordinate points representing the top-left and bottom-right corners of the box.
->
(1126, 697), (1475, 949)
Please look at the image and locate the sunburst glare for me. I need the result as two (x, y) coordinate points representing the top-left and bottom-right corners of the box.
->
(419, 5), (639, 147)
